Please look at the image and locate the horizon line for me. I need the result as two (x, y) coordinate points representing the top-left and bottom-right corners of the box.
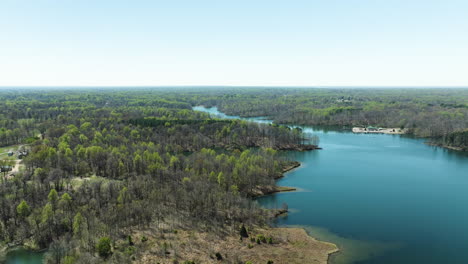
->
(1, 85), (468, 89)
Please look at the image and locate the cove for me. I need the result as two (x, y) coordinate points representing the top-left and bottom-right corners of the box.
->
(194, 106), (468, 264)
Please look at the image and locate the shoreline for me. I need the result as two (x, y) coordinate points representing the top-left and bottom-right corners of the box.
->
(135, 226), (338, 264)
(280, 161), (301, 174)
(250, 185), (297, 198)
(254, 159), (340, 263)
(275, 144), (322, 151)
(251, 161), (301, 197)
(425, 142), (466, 152)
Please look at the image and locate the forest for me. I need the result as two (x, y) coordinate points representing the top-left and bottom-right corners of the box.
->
(0, 87), (466, 263)
(0, 88), (315, 263)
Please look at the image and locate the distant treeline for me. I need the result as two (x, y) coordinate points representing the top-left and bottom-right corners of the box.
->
(181, 88), (468, 149)
(128, 118), (233, 127)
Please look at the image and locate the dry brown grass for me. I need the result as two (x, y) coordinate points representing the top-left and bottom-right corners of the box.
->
(131, 226), (337, 264)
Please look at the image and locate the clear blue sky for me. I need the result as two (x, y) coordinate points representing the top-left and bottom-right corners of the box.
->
(1, 0), (467, 86)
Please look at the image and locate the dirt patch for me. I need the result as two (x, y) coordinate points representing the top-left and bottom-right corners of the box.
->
(10, 160), (21, 174)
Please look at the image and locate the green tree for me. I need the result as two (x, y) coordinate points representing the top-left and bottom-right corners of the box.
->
(117, 187), (129, 206)
(33, 168), (47, 183)
(133, 154), (143, 174)
(48, 189), (59, 203)
(217, 172), (225, 187)
(96, 237), (112, 258)
(72, 212), (84, 236)
(41, 203), (52, 219)
(230, 184), (239, 195)
(48, 189), (59, 212)
(16, 200), (31, 218)
(59, 192), (72, 210)
(169, 155), (179, 171)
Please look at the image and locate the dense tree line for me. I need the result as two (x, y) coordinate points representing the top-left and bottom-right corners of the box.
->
(0, 88), (312, 263)
(436, 129), (468, 151)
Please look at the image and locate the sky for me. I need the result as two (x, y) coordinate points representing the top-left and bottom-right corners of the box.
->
(0, 0), (467, 87)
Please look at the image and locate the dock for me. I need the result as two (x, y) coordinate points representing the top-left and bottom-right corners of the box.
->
(352, 126), (406, 135)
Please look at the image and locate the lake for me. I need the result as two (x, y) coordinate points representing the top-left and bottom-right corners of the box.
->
(194, 106), (468, 264)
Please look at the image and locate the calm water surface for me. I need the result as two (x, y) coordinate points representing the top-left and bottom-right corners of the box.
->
(194, 106), (468, 264)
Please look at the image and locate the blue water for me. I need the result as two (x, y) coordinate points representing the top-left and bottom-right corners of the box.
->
(194, 106), (468, 264)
